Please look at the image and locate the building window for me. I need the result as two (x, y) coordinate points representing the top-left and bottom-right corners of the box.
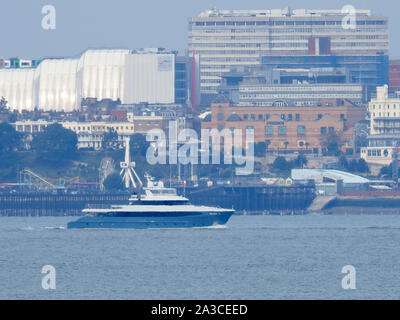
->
(217, 113), (224, 121)
(243, 114), (248, 120)
(258, 114), (263, 121)
(320, 127), (327, 135)
(287, 114), (292, 121)
(246, 126), (254, 134)
(317, 114), (322, 120)
(265, 126), (273, 136)
(297, 125), (306, 136)
(328, 127), (335, 134)
(281, 114), (286, 121)
(250, 114), (255, 121)
(265, 114), (270, 120)
(278, 126), (287, 136)
(295, 114), (300, 121)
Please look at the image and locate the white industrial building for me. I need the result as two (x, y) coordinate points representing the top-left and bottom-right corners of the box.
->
(0, 68), (36, 111)
(0, 49), (175, 112)
(36, 59), (80, 112)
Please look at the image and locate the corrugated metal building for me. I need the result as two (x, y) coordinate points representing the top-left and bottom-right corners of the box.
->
(0, 48), (177, 112)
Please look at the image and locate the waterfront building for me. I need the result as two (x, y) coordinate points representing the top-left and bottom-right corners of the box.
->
(12, 104), (188, 150)
(201, 99), (366, 154)
(188, 7), (389, 103)
(361, 85), (400, 165)
(13, 120), (135, 150)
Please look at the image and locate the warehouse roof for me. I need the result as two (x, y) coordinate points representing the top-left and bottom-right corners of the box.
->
(291, 169), (369, 184)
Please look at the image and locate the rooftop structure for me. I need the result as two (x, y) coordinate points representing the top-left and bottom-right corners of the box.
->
(197, 8), (372, 18)
(0, 58), (42, 69)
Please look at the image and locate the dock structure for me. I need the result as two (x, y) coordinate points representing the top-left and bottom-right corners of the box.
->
(0, 193), (129, 216)
(183, 184), (315, 215)
(0, 183), (316, 216)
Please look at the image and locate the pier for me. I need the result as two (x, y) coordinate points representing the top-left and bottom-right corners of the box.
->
(0, 183), (315, 216)
(0, 193), (129, 216)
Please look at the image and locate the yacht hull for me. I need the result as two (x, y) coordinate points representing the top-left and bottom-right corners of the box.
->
(67, 211), (234, 229)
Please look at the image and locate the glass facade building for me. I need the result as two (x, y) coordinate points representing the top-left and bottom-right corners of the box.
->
(261, 55), (389, 89)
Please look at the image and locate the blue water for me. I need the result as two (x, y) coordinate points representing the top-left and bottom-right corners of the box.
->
(0, 215), (400, 299)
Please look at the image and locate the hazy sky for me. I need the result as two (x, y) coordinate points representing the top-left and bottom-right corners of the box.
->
(0, 0), (397, 59)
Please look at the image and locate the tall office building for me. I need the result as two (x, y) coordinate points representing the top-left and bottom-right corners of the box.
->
(188, 7), (389, 103)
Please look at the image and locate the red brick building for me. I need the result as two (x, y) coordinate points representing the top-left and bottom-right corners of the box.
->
(201, 99), (366, 155)
(389, 60), (400, 92)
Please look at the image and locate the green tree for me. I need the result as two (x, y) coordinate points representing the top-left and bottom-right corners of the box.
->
(338, 155), (349, 170)
(379, 164), (396, 179)
(0, 122), (21, 171)
(0, 97), (7, 110)
(254, 141), (267, 158)
(357, 158), (369, 173)
(130, 133), (150, 157)
(0, 122), (21, 154)
(103, 172), (124, 191)
(294, 153), (308, 168)
(31, 123), (78, 163)
(321, 131), (344, 156)
(271, 156), (293, 176)
(284, 141), (289, 150)
(338, 155), (369, 174)
(102, 128), (119, 150)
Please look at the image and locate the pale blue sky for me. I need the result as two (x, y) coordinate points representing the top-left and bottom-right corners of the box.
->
(0, 0), (397, 59)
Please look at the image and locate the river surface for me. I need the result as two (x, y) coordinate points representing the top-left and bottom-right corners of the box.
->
(0, 215), (399, 299)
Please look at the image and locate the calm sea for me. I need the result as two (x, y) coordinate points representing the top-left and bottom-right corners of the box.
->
(0, 215), (399, 300)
